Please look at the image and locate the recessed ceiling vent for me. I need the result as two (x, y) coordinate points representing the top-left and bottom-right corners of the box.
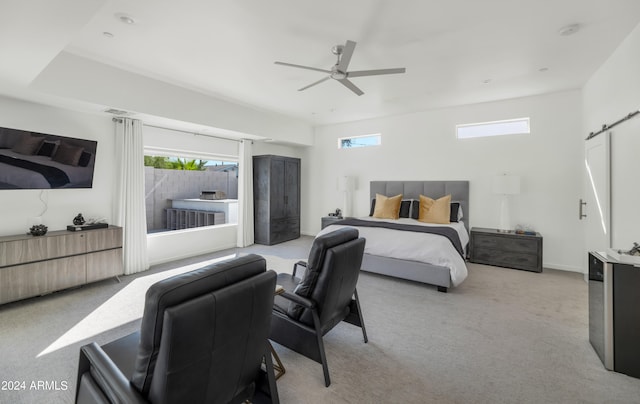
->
(104, 108), (129, 116)
(558, 24), (580, 36)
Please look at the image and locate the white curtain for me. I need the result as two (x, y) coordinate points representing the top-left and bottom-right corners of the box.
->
(114, 118), (149, 274)
(237, 139), (254, 247)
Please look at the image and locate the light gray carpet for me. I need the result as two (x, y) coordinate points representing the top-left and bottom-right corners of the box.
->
(1, 236), (639, 403)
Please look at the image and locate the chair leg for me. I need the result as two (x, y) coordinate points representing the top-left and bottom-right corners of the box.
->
(312, 308), (331, 387)
(262, 342), (280, 404)
(354, 288), (368, 343)
(269, 342), (286, 380)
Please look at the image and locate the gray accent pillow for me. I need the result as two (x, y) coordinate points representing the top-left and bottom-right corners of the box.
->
(78, 151), (93, 167)
(12, 135), (44, 155)
(52, 143), (84, 166)
(37, 140), (60, 157)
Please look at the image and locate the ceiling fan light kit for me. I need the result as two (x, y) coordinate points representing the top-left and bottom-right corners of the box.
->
(275, 40), (406, 96)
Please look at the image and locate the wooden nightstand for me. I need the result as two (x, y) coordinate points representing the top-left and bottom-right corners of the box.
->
(469, 227), (543, 272)
(321, 216), (344, 229)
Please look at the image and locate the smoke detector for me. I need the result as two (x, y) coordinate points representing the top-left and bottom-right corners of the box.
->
(558, 24), (580, 36)
(115, 13), (136, 25)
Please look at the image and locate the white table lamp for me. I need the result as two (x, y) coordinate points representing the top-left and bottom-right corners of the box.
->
(337, 176), (355, 217)
(493, 175), (520, 232)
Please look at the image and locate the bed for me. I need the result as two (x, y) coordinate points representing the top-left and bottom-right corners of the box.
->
(318, 180), (469, 292)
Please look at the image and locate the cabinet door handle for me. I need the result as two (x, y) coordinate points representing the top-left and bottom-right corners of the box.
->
(579, 199), (587, 220)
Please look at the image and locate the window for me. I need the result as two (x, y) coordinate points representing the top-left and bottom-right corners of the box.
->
(144, 154), (238, 233)
(456, 117), (530, 139)
(338, 133), (381, 149)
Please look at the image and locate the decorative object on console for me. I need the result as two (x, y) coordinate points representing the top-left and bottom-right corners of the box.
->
(67, 223), (109, 232)
(328, 208), (342, 217)
(514, 223), (537, 236)
(493, 174), (520, 232)
(28, 224), (48, 236)
(607, 242), (640, 265)
(73, 213), (85, 225)
(67, 216), (109, 232)
(624, 242), (640, 256)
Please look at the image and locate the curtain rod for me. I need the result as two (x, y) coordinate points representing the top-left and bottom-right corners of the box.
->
(111, 117), (243, 143)
(586, 110), (640, 140)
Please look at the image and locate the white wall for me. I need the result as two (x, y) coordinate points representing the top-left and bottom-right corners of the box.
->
(147, 224), (237, 266)
(144, 126), (239, 160)
(583, 22), (640, 252)
(0, 96), (115, 237)
(305, 90), (584, 272)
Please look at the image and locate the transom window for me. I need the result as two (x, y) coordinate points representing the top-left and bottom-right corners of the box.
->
(338, 133), (381, 149)
(456, 118), (530, 139)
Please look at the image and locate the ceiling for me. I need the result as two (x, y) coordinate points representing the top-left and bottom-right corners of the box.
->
(2, 0), (640, 131)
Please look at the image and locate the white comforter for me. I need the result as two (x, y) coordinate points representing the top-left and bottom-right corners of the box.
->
(316, 217), (469, 286)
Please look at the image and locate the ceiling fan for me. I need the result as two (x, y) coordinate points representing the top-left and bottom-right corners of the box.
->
(274, 40), (406, 96)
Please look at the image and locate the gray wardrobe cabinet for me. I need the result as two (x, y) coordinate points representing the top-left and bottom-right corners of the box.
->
(253, 155), (300, 245)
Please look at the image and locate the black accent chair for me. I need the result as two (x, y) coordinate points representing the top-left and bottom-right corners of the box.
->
(75, 254), (279, 404)
(269, 227), (367, 387)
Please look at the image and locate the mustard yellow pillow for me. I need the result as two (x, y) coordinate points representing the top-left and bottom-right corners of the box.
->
(418, 194), (452, 224)
(372, 193), (402, 219)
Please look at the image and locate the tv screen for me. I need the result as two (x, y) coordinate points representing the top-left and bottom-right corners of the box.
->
(0, 126), (98, 190)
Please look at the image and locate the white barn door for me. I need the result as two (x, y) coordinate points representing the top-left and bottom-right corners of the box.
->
(583, 131), (611, 261)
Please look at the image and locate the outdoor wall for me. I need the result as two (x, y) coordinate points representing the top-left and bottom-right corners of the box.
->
(144, 166), (238, 231)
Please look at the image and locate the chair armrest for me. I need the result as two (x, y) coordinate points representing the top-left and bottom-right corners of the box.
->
(279, 290), (315, 309)
(292, 260), (307, 277)
(78, 342), (147, 404)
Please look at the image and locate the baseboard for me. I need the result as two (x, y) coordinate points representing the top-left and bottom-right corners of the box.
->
(300, 229), (316, 237)
(543, 263), (584, 273)
(148, 242), (237, 267)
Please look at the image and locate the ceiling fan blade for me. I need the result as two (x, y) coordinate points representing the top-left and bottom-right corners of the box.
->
(337, 40), (356, 72)
(348, 68), (406, 78)
(338, 78), (364, 96)
(298, 76), (331, 91)
(274, 61), (332, 74)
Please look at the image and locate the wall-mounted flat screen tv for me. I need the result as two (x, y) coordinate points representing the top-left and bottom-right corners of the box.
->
(0, 126), (98, 190)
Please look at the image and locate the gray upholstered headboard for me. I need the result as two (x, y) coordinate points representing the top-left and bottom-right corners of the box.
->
(370, 181), (470, 232)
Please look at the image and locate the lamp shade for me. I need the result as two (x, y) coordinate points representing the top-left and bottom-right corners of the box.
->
(493, 175), (520, 195)
(337, 176), (355, 192)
